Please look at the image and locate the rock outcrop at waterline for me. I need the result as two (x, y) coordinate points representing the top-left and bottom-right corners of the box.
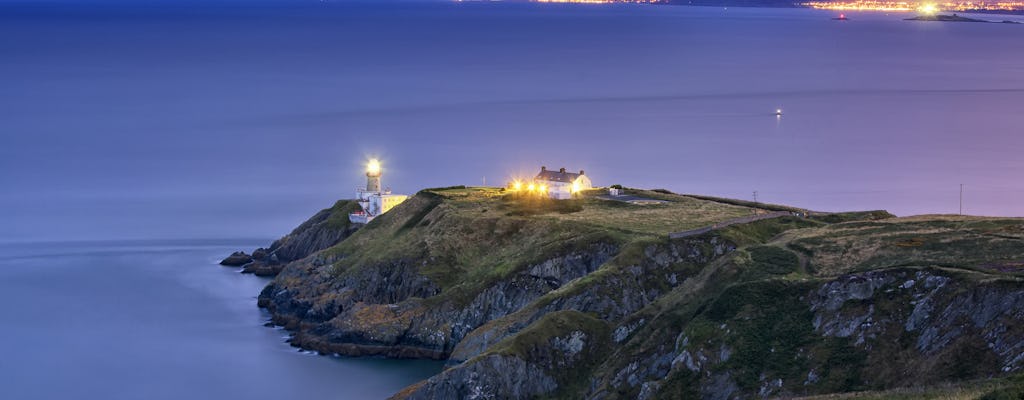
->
(220, 200), (361, 276)
(232, 187), (1024, 399)
(219, 251), (253, 266)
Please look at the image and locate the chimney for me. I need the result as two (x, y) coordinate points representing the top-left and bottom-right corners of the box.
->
(541, 166), (547, 172)
(559, 167), (566, 173)
(579, 170), (585, 175)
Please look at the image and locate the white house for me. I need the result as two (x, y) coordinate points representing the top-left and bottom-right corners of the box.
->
(533, 166), (592, 200)
(349, 159), (408, 224)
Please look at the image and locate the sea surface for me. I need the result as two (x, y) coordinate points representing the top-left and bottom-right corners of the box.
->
(0, 240), (444, 399)
(2, 0), (1023, 243)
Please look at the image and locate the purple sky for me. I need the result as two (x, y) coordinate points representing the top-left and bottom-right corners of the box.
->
(2, 0), (1023, 242)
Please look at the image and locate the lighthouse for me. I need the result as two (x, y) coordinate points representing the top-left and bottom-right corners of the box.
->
(365, 158), (382, 192)
(349, 158), (408, 224)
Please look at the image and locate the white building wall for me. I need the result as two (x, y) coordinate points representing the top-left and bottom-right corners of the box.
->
(538, 181), (575, 199)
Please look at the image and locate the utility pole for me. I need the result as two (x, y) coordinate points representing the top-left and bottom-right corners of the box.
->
(483, 176), (486, 187)
(959, 184), (964, 216)
(753, 190), (758, 204)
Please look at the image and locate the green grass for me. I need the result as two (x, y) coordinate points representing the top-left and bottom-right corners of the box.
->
(809, 210), (895, 224)
(680, 193), (809, 213)
(549, 189), (756, 236)
(323, 187), (762, 300)
(778, 215), (1024, 277)
(324, 200), (363, 230)
(746, 245), (800, 275)
(717, 216), (823, 245)
(789, 372), (1024, 400)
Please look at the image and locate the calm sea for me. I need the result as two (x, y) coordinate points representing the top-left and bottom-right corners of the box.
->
(0, 240), (443, 399)
(2, 1), (1023, 243)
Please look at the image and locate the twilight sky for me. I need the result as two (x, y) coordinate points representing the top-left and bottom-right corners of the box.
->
(2, 0), (1023, 242)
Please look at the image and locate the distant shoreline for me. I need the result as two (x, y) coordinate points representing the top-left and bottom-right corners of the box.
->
(905, 13), (1024, 23)
(665, 1), (1024, 16)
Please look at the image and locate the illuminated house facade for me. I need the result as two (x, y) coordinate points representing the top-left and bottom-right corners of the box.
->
(349, 159), (408, 224)
(533, 166), (592, 200)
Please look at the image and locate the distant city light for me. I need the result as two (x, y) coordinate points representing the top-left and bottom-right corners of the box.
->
(455, 0), (663, 3)
(528, 0), (662, 3)
(801, 1), (1024, 12)
(919, 2), (941, 13)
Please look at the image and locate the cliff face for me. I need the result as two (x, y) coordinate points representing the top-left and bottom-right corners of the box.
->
(221, 200), (360, 276)
(241, 188), (1024, 399)
(257, 190), (637, 358)
(597, 268), (1024, 400)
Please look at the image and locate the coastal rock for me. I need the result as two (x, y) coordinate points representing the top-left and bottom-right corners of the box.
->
(450, 235), (735, 363)
(262, 243), (618, 359)
(223, 200), (361, 277)
(393, 310), (610, 400)
(219, 251), (252, 266)
(393, 354), (557, 400)
(252, 248), (269, 261)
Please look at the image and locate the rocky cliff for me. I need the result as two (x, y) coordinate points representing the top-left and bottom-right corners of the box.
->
(220, 200), (360, 276)
(237, 187), (1024, 399)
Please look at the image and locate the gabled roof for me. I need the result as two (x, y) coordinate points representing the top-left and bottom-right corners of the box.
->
(535, 167), (584, 183)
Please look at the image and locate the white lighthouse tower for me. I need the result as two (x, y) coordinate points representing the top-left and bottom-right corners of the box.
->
(349, 159), (408, 224)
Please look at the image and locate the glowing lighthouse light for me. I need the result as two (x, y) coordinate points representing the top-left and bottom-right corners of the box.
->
(349, 157), (407, 224)
(366, 159), (381, 176)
